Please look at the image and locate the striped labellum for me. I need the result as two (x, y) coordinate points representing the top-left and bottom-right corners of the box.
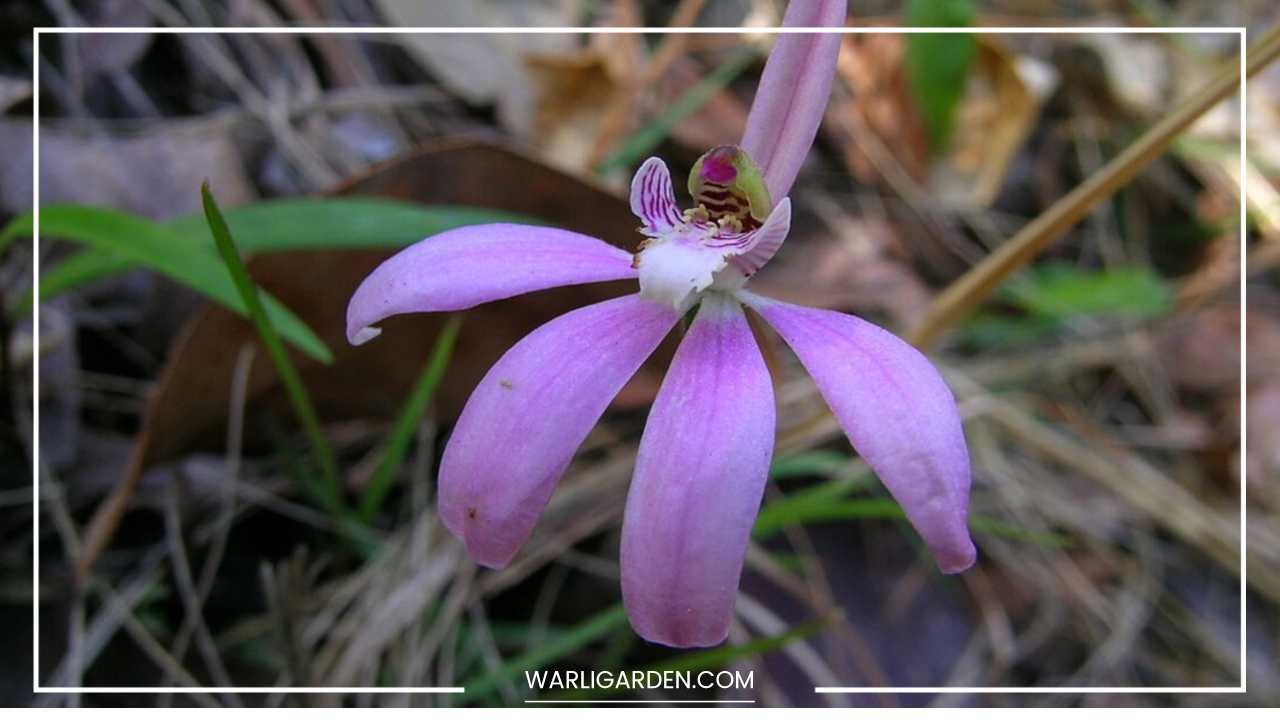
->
(687, 145), (772, 232)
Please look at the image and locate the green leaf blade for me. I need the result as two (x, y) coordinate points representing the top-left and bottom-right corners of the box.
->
(595, 46), (760, 177)
(359, 314), (463, 522)
(201, 184), (344, 516)
(9, 205), (332, 363)
(1003, 262), (1173, 320)
(26, 198), (541, 308)
(165, 197), (537, 253)
(905, 0), (977, 154)
(463, 605), (630, 702)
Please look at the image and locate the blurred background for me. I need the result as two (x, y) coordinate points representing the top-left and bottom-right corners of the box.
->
(2, 0), (1277, 708)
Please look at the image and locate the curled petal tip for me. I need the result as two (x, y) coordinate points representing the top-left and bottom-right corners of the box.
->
(473, 556), (510, 571)
(466, 543), (516, 571)
(439, 502), (518, 569)
(345, 223), (636, 344)
(348, 325), (381, 346)
(466, 531), (519, 571)
(936, 537), (978, 574)
(441, 502), (529, 572)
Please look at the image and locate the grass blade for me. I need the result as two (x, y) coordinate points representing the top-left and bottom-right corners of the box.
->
(463, 604), (629, 702)
(358, 314), (463, 522)
(595, 46), (759, 176)
(23, 198), (539, 306)
(755, 454), (876, 539)
(31, 250), (134, 306)
(166, 197), (537, 252)
(645, 617), (827, 674)
(905, 0), (976, 154)
(768, 450), (856, 481)
(753, 472), (873, 539)
(756, 495), (1071, 548)
(1001, 262), (1172, 320)
(4, 205), (332, 363)
(201, 183), (345, 516)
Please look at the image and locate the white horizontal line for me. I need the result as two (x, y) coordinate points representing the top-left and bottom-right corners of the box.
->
(815, 686), (1247, 694)
(37, 687), (465, 694)
(32, 27), (1244, 35)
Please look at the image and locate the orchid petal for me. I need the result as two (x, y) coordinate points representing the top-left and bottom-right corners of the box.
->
(742, 293), (975, 573)
(346, 223), (637, 345)
(630, 157), (685, 235)
(740, 0), (847, 202)
(439, 294), (677, 568)
(722, 197), (791, 277)
(622, 293), (775, 647)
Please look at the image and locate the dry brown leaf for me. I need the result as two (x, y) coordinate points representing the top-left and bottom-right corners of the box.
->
(830, 34), (929, 186)
(830, 35), (1055, 209)
(932, 37), (1058, 208)
(524, 26), (642, 174)
(372, 0), (577, 138)
(522, 3), (747, 175)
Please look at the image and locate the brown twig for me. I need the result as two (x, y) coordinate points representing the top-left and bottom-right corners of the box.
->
(907, 24), (1280, 350)
(159, 344), (254, 704)
(162, 480), (241, 703)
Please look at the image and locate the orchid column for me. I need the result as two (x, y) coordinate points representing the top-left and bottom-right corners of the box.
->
(346, 0), (975, 649)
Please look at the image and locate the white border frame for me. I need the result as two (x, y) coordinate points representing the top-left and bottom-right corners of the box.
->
(29, 24), (1248, 700)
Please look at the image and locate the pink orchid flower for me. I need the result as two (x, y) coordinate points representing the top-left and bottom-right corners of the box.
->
(346, 0), (974, 648)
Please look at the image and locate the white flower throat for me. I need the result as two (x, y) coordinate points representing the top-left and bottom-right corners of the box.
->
(628, 153), (791, 314)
